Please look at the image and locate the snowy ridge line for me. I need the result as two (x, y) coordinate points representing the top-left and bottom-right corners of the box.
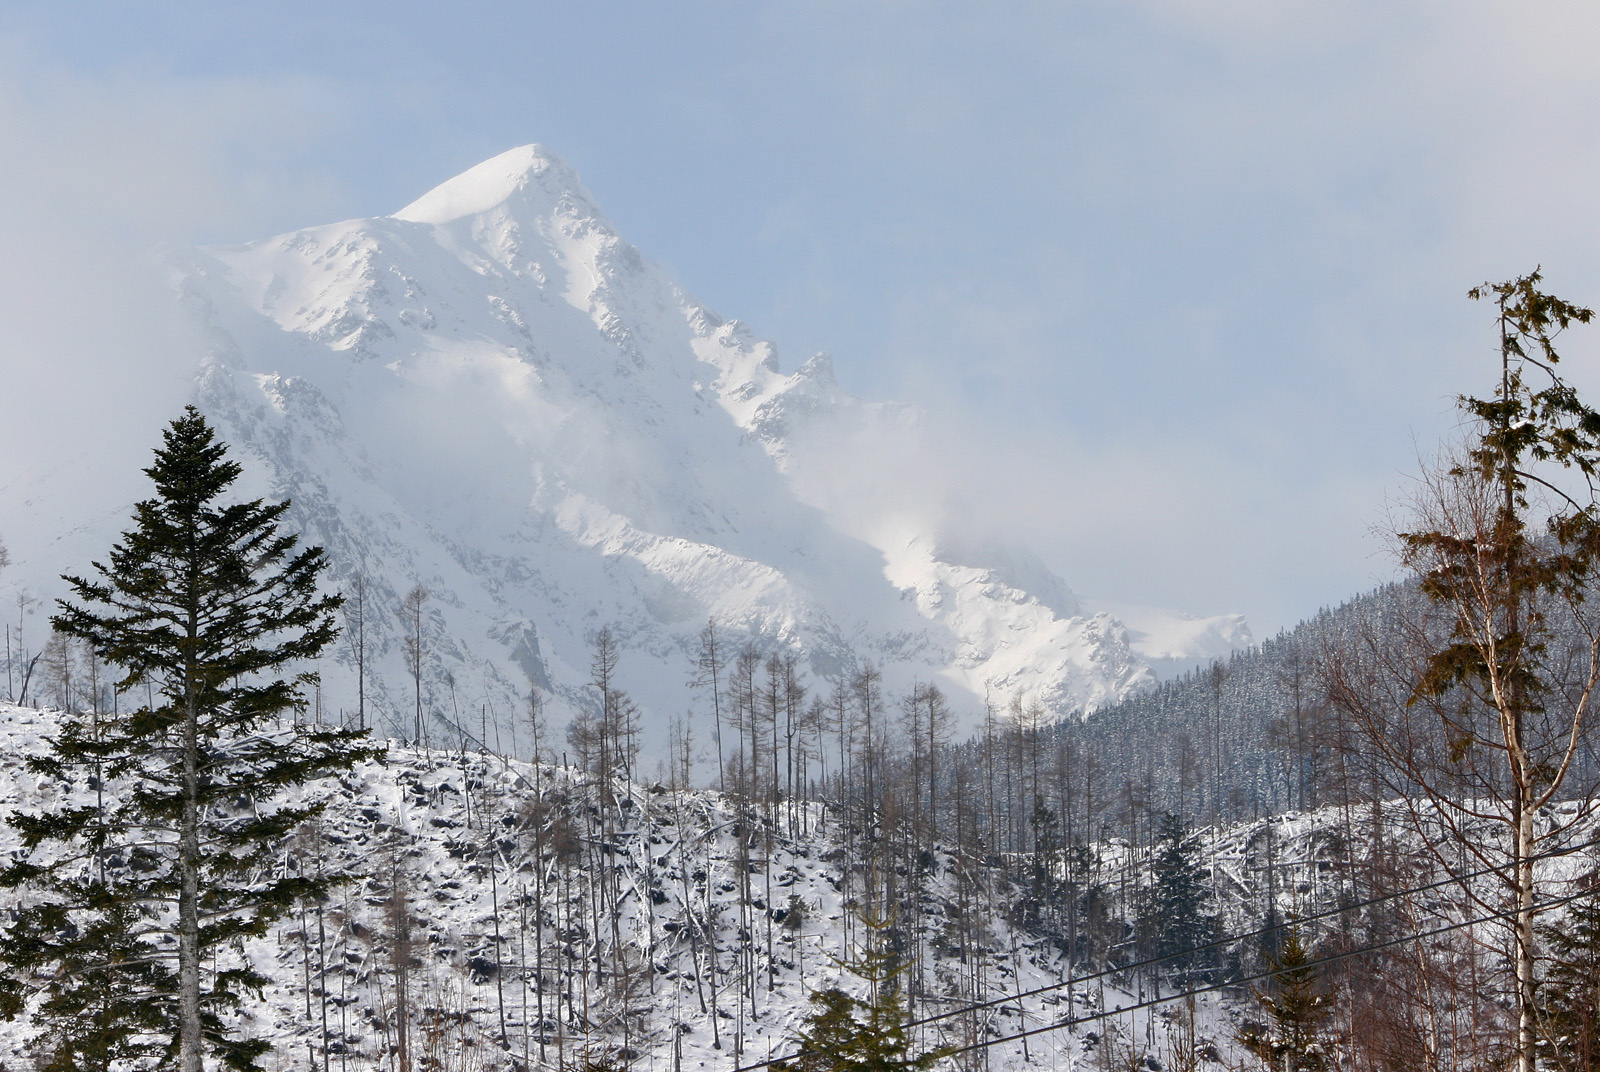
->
(152, 143), (1254, 754)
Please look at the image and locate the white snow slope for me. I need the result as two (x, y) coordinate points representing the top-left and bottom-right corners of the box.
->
(0, 702), (1246, 1072)
(4, 145), (1251, 748)
(2, 701), (1590, 1071)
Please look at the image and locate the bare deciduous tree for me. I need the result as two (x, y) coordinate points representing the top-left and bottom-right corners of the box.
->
(346, 575), (368, 731)
(1327, 271), (1600, 1072)
(400, 584), (428, 744)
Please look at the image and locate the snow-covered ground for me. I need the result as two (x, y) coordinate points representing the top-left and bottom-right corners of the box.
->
(5, 699), (1588, 1071)
(0, 702), (1243, 1072)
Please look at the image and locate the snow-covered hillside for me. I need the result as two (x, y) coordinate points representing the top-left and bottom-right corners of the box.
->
(0, 702), (1235, 1072)
(3, 700), (1594, 1072)
(1, 145), (1250, 749)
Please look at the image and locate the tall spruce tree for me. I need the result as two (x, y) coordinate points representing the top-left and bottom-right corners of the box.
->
(1140, 813), (1218, 986)
(0, 407), (376, 1072)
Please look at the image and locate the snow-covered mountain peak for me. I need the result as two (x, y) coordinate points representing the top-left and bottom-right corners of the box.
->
(2, 145), (1255, 752)
(392, 143), (588, 226)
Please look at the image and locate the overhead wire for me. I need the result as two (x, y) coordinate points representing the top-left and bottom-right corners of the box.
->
(728, 831), (1600, 1072)
(939, 881), (1600, 1061)
(891, 829), (1600, 1034)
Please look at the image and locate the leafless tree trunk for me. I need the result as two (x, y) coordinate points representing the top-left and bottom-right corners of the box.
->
(178, 632), (203, 1072)
(400, 584), (428, 746)
(387, 853), (415, 1072)
(697, 619), (726, 794)
(347, 575), (367, 731)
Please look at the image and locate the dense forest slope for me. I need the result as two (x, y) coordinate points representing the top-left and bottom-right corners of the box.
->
(1053, 583), (1417, 826)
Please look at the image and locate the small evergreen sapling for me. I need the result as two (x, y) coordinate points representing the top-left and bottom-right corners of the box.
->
(774, 910), (951, 1072)
(1237, 926), (1336, 1072)
(1536, 878), (1600, 1072)
(0, 407), (378, 1072)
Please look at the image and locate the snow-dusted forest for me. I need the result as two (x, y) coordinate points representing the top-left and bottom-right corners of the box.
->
(5, 691), (1589, 1072)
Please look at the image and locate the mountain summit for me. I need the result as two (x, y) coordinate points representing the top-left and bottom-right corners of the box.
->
(392, 143), (589, 225)
(38, 146), (1251, 751)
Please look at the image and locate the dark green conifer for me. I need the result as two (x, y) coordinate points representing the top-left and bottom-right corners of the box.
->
(0, 407), (378, 1072)
(0, 877), (172, 1072)
(1237, 926), (1335, 1072)
(1537, 880), (1600, 1072)
(775, 910), (950, 1072)
(1139, 813), (1218, 985)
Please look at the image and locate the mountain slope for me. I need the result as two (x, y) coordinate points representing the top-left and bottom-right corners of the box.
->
(5, 699), (1580, 1072)
(6, 145), (1250, 748)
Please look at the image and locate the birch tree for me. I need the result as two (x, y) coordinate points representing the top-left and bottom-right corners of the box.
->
(1327, 271), (1600, 1072)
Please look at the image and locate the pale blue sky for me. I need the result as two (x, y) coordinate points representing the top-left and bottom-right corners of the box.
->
(5, 1), (1600, 634)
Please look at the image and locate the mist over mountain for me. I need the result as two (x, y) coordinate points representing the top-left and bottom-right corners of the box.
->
(1, 145), (1249, 750)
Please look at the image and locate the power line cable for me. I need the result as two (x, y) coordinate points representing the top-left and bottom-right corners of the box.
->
(939, 881), (1600, 1061)
(730, 832), (1600, 1072)
(892, 829), (1599, 1034)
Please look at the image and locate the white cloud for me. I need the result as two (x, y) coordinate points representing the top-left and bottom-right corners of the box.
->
(0, 44), (358, 604)
(749, 1), (1600, 631)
